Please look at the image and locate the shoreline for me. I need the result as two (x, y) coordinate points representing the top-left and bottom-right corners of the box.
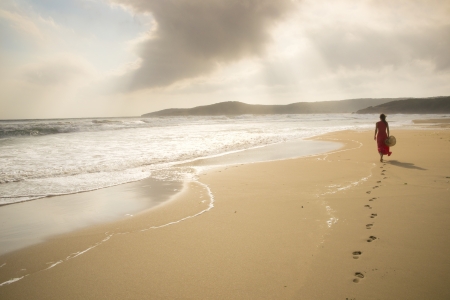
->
(1, 126), (449, 299)
(0, 138), (340, 256)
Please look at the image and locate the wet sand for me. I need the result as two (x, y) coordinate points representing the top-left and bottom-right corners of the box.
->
(413, 118), (450, 128)
(0, 177), (183, 255)
(413, 118), (450, 123)
(0, 127), (449, 299)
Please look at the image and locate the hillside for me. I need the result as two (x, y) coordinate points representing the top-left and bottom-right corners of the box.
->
(142, 98), (400, 117)
(356, 97), (450, 114)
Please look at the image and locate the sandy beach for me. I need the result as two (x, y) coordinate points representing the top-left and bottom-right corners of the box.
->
(1, 126), (449, 299)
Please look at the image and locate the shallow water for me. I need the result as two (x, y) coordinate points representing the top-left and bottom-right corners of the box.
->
(0, 113), (423, 205)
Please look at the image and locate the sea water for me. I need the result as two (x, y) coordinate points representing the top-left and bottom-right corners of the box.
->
(0, 113), (445, 276)
(0, 113), (431, 206)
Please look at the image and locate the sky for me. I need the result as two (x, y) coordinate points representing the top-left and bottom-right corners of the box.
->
(1, 0), (449, 119)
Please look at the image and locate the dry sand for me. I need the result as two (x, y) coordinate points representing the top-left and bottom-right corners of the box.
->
(0, 128), (449, 299)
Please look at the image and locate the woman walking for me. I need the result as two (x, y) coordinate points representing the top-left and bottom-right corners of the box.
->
(374, 114), (392, 162)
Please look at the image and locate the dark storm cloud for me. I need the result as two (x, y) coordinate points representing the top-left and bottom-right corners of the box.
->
(113, 0), (295, 90)
(307, 23), (450, 72)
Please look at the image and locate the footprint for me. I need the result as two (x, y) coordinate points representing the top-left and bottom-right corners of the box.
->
(377, 181), (381, 183)
(369, 197), (377, 201)
(366, 224), (373, 229)
(370, 213), (377, 218)
(383, 177), (387, 179)
(373, 186), (379, 189)
(353, 272), (365, 283)
(367, 236), (377, 242)
(353, 251), (362, 259)
(366, 191), (371, 194)
(364, 205), (372, 209)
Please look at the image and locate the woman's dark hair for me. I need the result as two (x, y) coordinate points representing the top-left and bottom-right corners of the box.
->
(380, 113), (387, 124)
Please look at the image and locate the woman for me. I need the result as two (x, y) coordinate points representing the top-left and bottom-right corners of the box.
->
(374, 113), (392, 162)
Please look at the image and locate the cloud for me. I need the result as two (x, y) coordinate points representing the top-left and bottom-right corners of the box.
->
(302, 0), (450, 72)
(306, 23), (450, 72)
(0, 8), (44, 41)
(112, 0), (295, 90)
(23, 56), (95, 86)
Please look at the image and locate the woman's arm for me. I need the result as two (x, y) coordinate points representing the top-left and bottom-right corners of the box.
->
(374, 124), (378, 140)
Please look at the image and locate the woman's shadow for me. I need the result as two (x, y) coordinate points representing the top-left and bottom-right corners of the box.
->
(386, 160), (427, 170)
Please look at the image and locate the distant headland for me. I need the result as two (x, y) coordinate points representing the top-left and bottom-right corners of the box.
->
(355, 96), (450, 114)
(142, 96), (450, 117)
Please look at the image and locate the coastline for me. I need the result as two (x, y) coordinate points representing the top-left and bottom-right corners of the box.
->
(1, 126), (449, 299)
(0, 138), (340, 256)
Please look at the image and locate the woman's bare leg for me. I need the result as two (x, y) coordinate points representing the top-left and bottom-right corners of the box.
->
(380, 153), (383, 162)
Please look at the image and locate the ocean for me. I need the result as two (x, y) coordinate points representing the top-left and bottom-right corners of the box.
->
(0, 113), (446, 284)
(0, 113), (430, 206)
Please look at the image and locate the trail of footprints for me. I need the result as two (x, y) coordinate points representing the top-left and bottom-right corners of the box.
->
(352, 164), (387, 283)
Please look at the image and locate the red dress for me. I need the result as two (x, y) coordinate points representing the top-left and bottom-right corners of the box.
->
(376, 121), (392, 156)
